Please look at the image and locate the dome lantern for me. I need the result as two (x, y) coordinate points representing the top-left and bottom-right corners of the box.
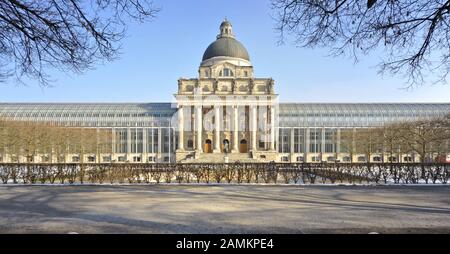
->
(201, 20), (250, 63)
(218, 18), (234, 39)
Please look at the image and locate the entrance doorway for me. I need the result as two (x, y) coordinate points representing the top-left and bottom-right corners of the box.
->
(204, 139), (212, 153)
(239, 139), (247, 153)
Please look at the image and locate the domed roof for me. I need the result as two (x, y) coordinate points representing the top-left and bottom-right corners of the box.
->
(202, 37), (250, 61)
(201, 20), (250, 62)
(220, 20), (232, 28)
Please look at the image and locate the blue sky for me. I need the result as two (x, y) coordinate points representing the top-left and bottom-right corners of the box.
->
(1, 0), (449, 103)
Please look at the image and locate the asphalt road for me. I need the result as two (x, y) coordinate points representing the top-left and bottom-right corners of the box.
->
(0, 184), (449, 233)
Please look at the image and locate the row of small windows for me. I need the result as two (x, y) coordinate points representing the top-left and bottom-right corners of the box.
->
(280, 155), (415, 163)
(205, 68), (249, 77)
(279, 112), (445, 117)
(0, 155), (171, 163)
(0, 112), (173, 118)
(280, 112), (439, 118)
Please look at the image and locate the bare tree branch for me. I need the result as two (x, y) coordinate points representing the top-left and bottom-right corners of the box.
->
(271, 0), (450, 88)
(0, 0), (159, 86)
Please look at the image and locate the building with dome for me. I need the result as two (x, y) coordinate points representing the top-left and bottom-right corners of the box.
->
(1, 20), (450, 164)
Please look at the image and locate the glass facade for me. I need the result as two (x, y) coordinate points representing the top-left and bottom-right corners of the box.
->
(0, 102), (449, 163)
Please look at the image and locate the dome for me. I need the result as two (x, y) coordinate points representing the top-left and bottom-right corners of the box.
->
(201, 20), (250, 62)
(202, 37), (250, 61)
(220, 20), (232, 28)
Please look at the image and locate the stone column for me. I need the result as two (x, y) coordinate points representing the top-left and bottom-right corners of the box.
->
(305, 128), (310, 154)
(158, 128), (162, 162)
(232, 105), (239, 153)
(336, 128), (341, 154)
(290, 128), (295, 154)
(196, 105), (203, 153)
(214, 105), (221, 153)
(251, 105), (257, 151)
(321, 128), (326, 153)
(143, 128), (147, 162)
(127, 128), (131, 162)
(270, 106), (275, 151)
(112, 128), (116, 155)
(178, 106), (184, 151)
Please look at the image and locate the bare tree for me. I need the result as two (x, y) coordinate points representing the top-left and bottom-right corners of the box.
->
(0, 0), (158, 85)
(339, 128), (356, 162)
(271, 0), (450, 87)
(401, 117), (450, 163)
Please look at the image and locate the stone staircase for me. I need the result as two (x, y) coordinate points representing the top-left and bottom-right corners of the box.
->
(184, 152), (260, 163)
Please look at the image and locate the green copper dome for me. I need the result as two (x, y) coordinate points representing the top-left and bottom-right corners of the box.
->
(202, 20), (250, 62)
(202, 37), (250, 61)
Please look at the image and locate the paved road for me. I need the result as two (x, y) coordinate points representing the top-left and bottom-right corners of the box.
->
(0, 185), (449, 233)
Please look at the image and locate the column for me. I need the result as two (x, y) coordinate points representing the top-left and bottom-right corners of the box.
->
(112, 128), (116, 155)
(290, 128), (295, 154)
(142, 128), (147, 162)
(321, 128), (326, 153)
(214, 105), (221, 153)
(196, 105), (203, 152)
(127, 128), (131, 162)
(270, 106), (275, 151)
(232, 105), (239, 152)
(251, 105), (257, 151)
(305, 128), (310, 154)
(321, 128), (325, 161)
(158, 127), (162, 162)
(336, 128), (341, 154)
(178, 106), (184, 151)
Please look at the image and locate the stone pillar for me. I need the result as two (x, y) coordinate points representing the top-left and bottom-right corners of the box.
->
(290, 128), (295, 154)
(127, 128), (131, 162)
(196, 105), (203, 153)
(251, 105), (257, 151)
(336, 128), (341, 154)
(158, 127), (162, 162)
(305, 128), (310, 154)
(214, 105), (221, 153)
(142, 128), (147, 162)
(321, 128), (325, 153)
(178, 106), (184, 151)
(232, 105), (239, 153)
(270, 106), (275, 151)
(112, 128), (116, 155)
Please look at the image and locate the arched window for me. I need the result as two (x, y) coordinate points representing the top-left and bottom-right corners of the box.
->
(220, 68), (234, 77)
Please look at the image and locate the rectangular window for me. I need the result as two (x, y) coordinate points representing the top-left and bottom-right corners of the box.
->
(294, 129), (305, 153)
(278, 129), (291, 153)
(131, 128), (143, 153)
(147, 128), (159, 153)
(324, 129), (336, 153)
(115, 128), (128, 153)
(309, 129), (321, 153)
